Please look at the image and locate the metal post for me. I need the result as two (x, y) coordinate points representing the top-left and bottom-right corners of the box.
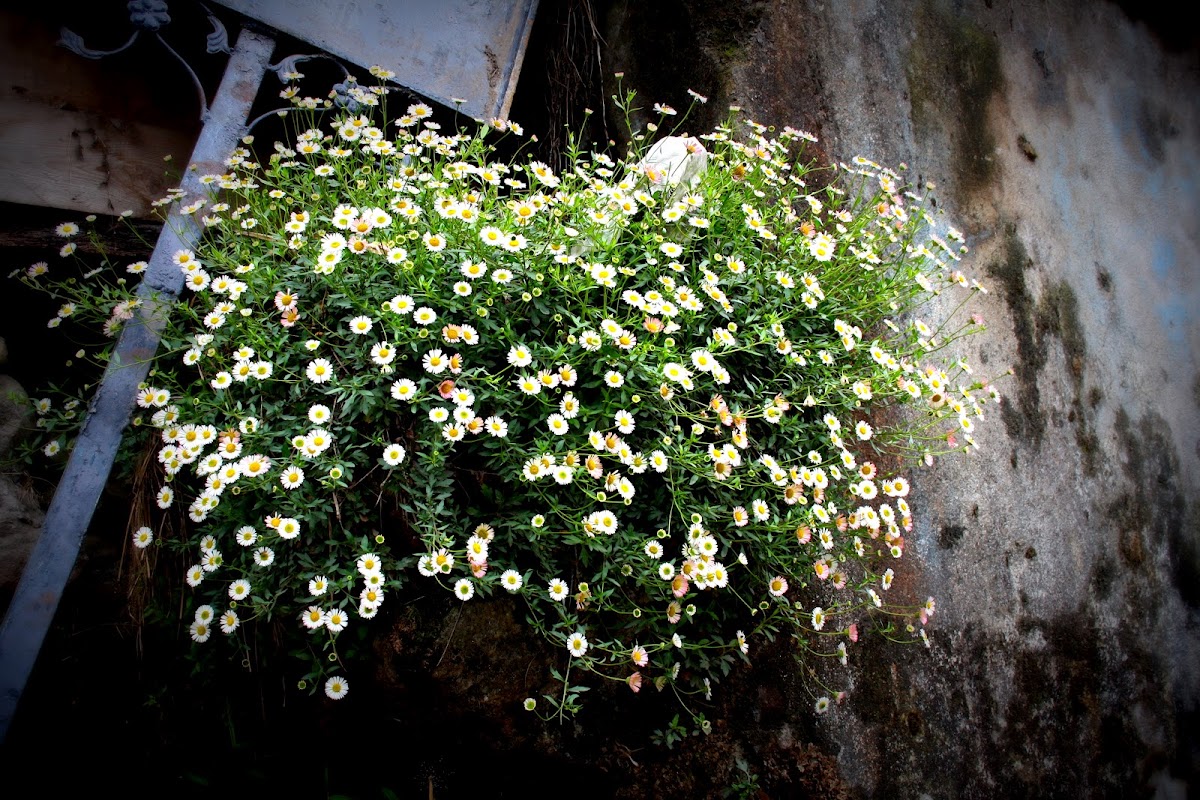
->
(0, 26), (277, 742)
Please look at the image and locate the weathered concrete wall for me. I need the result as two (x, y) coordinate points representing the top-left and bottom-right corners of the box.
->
(607, 0), (1199, 795)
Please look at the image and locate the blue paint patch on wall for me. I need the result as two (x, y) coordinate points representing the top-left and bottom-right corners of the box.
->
(1153, 238), (1175, 281)
(1157, 299), (1190, 348)
(1143, 169), (1166, 206)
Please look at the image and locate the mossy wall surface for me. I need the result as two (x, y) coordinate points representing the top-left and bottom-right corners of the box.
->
(605, 0), (1199, 796)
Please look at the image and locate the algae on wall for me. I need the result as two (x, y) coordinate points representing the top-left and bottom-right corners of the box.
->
(906, 0), (1004, 197)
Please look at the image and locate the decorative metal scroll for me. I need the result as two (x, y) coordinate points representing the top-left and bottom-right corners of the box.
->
(243, 52), (353, 131)
(58, 0), (232, 119)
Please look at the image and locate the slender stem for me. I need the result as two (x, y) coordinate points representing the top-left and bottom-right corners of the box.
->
(557, 659), (573, 724)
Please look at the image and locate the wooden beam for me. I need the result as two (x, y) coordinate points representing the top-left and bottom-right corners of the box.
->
(0, 202), (161, 261)
(0, 99), (194, 218)
(0, 8), (198, 218)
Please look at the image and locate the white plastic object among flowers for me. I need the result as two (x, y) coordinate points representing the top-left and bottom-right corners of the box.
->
(639, 135), (709, 195)
(572, 136), (710, 260)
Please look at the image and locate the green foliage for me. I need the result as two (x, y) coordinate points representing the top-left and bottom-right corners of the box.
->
(10, 72), (998, 726)
(722, 756), (762, 799)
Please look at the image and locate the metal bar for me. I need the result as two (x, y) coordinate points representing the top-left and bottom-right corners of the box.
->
(0, 26), (277, 742)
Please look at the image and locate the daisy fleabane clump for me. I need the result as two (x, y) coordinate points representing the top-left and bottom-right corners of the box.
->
(6, 213), (153, 462)
(16, 70), (999, 727)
